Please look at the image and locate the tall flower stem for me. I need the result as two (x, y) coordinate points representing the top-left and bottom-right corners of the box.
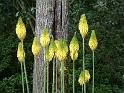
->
(63, 62), (64, 93)
(56, 59), (58, 93)
(44, 49), (46, 93)
(61, 62), (63, 93)
(82, 85), (83, 93)
(34, 57), (38, 93)
(47, 62), (49, 93)
(92, 51), (95, 93)
(52, 57), (55, 93)
(61, 61), (64, 93)
(22, 41), (30, 93)
(73, 60), (75, 93)
(23, 57), (30, 93)
(21, 61), (25, 93)
(82, 38), (86, 93)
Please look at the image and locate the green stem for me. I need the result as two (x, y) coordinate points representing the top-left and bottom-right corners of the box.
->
(92, 51), (95, 93)
(61, 62), (63, 93)
(47, 62), (49, 93)
(22, 41), (29, 93)
(52, 58), (55, 93)
(56, 59), (58, 93)
(35, 57), (38, 92)
(63, 62), (64, 93)
(82, 38), (86, 93)
(21, 61), (25, 93)
(23, 58), (30, 93)
(82, 85), (83, 93)
(44, 49), (46, 93)
(73, 60), (75, 93)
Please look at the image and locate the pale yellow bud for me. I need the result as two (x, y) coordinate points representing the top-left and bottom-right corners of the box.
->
(89, 30), (98, 51)
(70, 51), (78, 61)
(78, 70), (90, 86)
(16, 17), (26, 41)
(79, 14), (88, 38)
(32, 37), (40, 56)
(49, 38), (56, 61)
(69, 33), (79, 53)
(17, 42), (23, 62)
(55, 39), (68, 61)
(40, 28), (50, 48)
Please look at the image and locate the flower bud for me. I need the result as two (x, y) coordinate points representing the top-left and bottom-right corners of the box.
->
(70, 51), (78, 61)
(55, 39), (68, 61)
(49, 37), (56, 61)
(79, 14), (88, 38)
(40, 28), (50, 48)
(89, 30), (98, 51)
(32, 37), (40, 56)
(17, 42), (23, 62)
(16, 17), (26, 41)
(78, 70), (90, 86)
(69, 33), (79, 53)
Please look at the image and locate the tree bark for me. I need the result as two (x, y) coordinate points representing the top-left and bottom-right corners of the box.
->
(33, 0), (68, 93)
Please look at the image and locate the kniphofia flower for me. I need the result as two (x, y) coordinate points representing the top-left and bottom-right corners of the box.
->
(69, 32), (79, 61)
(78, 70), (90, 86)
(49, 37), (56, 61)
(79, 14), (88, 38)
(17, 42), (23, 62)
(89, 30), (98, 51)
(32, 37), (40, 56)
(16, 17), (26, 41)
(40, 28), (50, 48)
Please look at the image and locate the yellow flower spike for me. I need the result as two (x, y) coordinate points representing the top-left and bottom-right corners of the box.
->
(69, 32), (79, 53)
(16, 17), (26, 41)
(32, 37), (40, 56)
(89, 30), (98, 51)
(40, 27), (50, 48)
(79, 14), (88, 38)
(63, 39), (68, 54)
(70, 51), (78, 61)
(17, 42), (23, 62)
(49, 37), (56, 62)
(78, 70), (90, 86)
(55, 39), (68, 61)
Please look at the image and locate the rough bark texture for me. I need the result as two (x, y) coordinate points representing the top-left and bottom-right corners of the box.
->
(33, 0), (68, 93)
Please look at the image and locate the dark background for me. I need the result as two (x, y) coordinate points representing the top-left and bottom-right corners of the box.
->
(0, 0), (124, 93)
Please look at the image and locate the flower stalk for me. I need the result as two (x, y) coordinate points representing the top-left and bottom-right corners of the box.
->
(82, 38), (86, 93)
(22, 41), (30, 93)
(89, 30), (98, 93)
(21, 61), (25, 93)
(56, 59), (58, 93)
(92, 51), (94, 93)
(52, 57), (55, 93)
(47, 61), (49, 93)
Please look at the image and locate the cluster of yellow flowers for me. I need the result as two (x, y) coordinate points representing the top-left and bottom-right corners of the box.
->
(78, 70), (90, 85)
(32, 37), (40, 56)
(16, 14), (98, 92)
(55, 39), (68, 61)
(79, 14), (88, 38)
(69, 32), (79, 61)
(16, 17), (26, 42)
(89, 30), (98, 51)
(40, 28), (50, 48)
(16, 17), (26, 62)
(78, 14), (98, 86)
(17, 42), (23, 62)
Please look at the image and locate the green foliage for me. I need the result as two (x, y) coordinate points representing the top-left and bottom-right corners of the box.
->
(0, 0), (34, 92)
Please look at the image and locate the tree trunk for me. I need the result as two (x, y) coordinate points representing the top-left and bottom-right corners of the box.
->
(33, 0), (68, 93)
